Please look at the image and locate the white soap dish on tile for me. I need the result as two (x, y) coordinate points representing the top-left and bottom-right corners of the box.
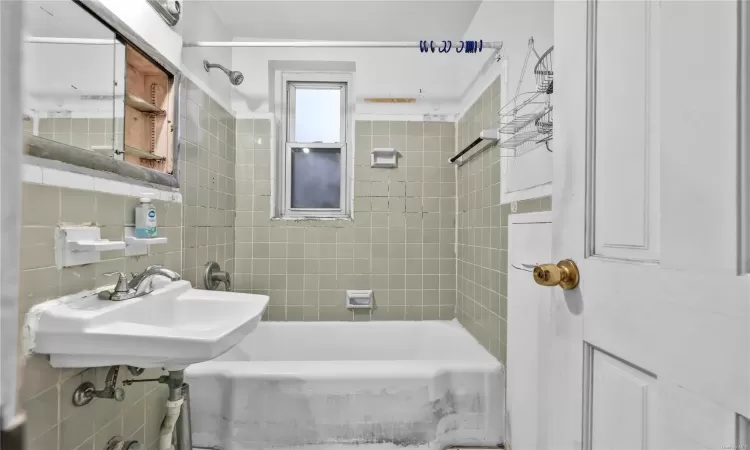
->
(55, 226), (125, 268)
(371, 148), (397, 168)
(124, 227), (168, 256)
(346, 290), (373, 309)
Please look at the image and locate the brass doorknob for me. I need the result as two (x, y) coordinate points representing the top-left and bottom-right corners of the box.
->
(533, 259), (580, 290)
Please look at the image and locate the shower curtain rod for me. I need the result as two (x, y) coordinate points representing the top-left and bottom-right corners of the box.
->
(25, 37), (115, 45)
(24, 37), (503, 51)
(183, 40), (504, 49)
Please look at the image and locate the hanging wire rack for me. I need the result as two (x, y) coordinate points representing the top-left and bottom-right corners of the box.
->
(535, 45), (554, 94)
(497, 37), (555, 153)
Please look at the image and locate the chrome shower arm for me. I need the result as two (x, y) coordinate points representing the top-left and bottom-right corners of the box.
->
(203, 61), (230, 76)
(203, 60), (244, 85)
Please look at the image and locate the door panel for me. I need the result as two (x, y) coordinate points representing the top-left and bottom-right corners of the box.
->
(584, 263), (748, 413)
(591, 350), (652, 450)
(589, 349), (737, 450)
(551, 0), (750, 448)
(594, 0), (660, 262)
(659, 0), (740, 273)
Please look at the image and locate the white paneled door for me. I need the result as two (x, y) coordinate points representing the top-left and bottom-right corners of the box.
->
(547, 1), (750, 449)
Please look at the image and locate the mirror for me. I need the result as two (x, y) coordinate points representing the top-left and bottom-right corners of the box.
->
(23, 0), (125, 158)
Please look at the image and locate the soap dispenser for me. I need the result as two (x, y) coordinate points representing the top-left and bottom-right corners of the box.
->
(135, 197), (158, 238)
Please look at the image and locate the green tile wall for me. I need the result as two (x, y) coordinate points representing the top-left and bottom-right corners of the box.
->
(19, 78), (235, 450)
(19, 183), (182, 450)
(234, 119), (457, 321)
(454, 75), (551, 363)
(178, 79), (236, 288)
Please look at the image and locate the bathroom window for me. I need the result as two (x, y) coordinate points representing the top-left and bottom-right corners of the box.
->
(277, 73), (352, 219)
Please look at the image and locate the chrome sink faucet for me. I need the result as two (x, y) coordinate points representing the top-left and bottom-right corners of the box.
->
(129, 265), (181, 293)
(98, 265), (181, 301)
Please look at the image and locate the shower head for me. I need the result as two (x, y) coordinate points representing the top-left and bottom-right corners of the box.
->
(203, 60), (244, 86)
(228, 71), (244, 86)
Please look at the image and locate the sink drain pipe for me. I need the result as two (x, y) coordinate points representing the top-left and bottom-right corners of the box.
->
(123, 370), (193, 450)
(175, 383), (193, 450)
(160, 371), (185, 450)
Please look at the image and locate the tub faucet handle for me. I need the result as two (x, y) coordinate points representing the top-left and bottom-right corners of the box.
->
(204, 261), (231, 291)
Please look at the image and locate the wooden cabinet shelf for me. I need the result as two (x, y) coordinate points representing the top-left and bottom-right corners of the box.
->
(124, 44), (173, 173)
(126, 92), (165, 115)
(125, 145), (165, 161)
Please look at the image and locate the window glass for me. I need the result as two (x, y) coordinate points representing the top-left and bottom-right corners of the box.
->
(290, 147), (341, 209)
(293, 87), (341, 143)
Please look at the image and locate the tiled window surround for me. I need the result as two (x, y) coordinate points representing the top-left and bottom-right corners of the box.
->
(178, 78), (237, 288)
(235, 119), (457, 321)
(19, 78), (233, 450)
(19, 182), (182, 450)
(454, 74), (551, 363)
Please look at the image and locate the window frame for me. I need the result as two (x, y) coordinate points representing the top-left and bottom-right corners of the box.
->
(277, 72), (353, 220)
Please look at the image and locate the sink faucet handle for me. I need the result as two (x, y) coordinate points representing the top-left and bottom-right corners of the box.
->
(103, 272), (130, 293)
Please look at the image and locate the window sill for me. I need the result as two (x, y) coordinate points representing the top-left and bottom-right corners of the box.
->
(271, 216), (353, 224)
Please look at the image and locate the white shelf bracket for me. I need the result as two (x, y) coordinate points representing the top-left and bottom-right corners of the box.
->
(55, 226), (125, 268)
(123, 227), (168, 256)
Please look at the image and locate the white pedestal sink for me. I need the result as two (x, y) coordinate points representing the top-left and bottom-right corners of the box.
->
(24, 280), (269, 370)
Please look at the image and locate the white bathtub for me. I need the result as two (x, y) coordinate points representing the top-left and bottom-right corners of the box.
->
(186, 320), (505, 450)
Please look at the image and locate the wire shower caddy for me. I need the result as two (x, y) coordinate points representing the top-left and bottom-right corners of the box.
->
(498, 37), (554, 153)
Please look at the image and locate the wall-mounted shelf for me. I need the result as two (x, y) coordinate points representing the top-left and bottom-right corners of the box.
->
(56, 226), (125, 268)
(495, 38), (554, 154)
(498, 104), (547, 135)
(124, 227), (167, 256)
(125, 92), (165, 115)
(125, 236), (168, 246)
(124, 145), (166, 161)
(499, 130), (543, 149)
(68, 240), (125, 252)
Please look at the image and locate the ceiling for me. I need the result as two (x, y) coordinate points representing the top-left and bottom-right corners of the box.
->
(208, 1), (482, 41)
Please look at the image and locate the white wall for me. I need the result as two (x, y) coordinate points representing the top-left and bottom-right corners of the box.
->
(231, 44), (468, 119)
(227, 0), (553, 125)
(458, 0), (554, 202)
(458, 1), (553, 114)
(175, 0), (233, 109)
